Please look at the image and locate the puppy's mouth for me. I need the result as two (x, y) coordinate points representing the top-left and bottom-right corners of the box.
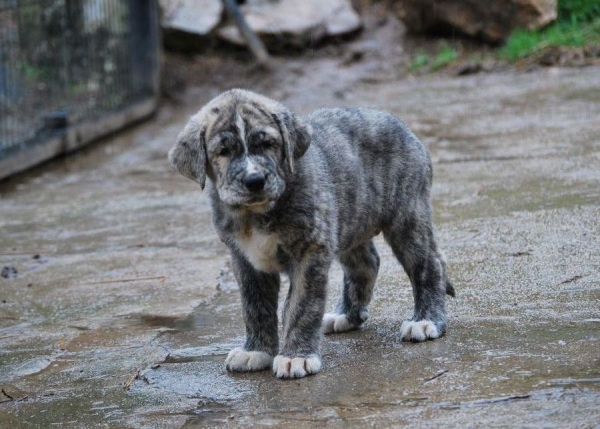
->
(227, 197), (275, 213)
(242, 199), (269, 207)
(222, 193), (275, 209)
(218, 181), (284, 209)
(240, 192), (280, 207)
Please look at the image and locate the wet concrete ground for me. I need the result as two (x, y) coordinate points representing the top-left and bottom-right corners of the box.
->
(1, 65), (599, 427)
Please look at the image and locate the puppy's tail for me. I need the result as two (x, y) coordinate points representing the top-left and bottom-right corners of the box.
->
(445, 280), (456, 297)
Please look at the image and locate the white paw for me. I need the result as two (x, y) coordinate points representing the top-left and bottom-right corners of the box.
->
(272, 354), (322, 379)
(322, 313), (357, 334)
(400, 320), (441, 342)
(225, 348), (273, 372)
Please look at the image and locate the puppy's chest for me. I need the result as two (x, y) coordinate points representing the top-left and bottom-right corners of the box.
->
(234, 229), (283, 273)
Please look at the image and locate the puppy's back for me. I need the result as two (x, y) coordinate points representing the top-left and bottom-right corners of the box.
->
(301, 107), (432, 249)
(305, 107), (426, 162)
(304, 107), (430, 183)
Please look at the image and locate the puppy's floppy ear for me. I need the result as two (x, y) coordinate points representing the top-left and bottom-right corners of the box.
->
(272, 110), (312, 174)
(168, 119), (207, 190)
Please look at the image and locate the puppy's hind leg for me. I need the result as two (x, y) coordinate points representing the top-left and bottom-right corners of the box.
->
(384, 204), (452, 342)
(323, 240), (380, 334)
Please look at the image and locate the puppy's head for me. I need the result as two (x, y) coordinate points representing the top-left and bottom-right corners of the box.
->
(168, 89), (311, 210)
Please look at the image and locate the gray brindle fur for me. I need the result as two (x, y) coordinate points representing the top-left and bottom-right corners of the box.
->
(168, 89), (455, 379)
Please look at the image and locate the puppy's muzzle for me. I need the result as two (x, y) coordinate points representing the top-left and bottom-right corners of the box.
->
(244, 172), (266, 193)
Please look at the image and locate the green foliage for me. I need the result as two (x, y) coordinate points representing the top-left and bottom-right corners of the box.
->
(20, 62), (53, 82)
(501, 19), (600, 60)
(409, 46), (460, 73)
(432, 47), (458, 70)
(410, 52), (430, 71)
(501, 0), (600, 61)
(558, 0), (600, 23)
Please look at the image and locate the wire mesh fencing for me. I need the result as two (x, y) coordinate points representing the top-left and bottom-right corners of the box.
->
(0, 0), (159, 177)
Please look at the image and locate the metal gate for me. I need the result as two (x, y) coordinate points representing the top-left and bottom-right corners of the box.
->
(0, 0), (159, 179)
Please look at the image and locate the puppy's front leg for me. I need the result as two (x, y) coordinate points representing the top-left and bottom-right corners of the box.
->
(274, 250), (330, 379)
(225, 251), (280, 372)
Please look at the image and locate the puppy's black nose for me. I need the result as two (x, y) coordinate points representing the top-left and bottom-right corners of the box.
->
(244, 172), (266, 192)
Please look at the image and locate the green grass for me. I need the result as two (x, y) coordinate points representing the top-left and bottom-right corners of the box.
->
(409, 47), (459, 72)
(410, 52), (430, 71)
(501, 0), (600, 60)
(432, 47), (458, 70)
(501, 19), (600, 60)
(407, 1), (600, 71)
(558, 0), (600, 23)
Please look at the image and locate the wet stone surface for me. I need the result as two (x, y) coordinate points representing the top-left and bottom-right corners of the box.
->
(1, 66), (599, 427)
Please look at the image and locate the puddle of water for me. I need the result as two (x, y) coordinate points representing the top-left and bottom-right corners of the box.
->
(124, 313), (205, 333)
(120, 282), (600, 428)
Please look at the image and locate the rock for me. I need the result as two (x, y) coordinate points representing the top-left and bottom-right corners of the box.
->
(160, 0), (224, 51)
(394, 0), (557, 44)
(453, 62), (483, 76)
(218, 0), (362, 49)
(538, 46), (587, 67)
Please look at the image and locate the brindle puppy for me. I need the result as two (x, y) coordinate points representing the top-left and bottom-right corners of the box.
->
(168, 89), (454, 379)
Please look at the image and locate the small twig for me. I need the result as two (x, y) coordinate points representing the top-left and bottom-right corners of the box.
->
(358, 398), (428, 407)
(123, 367), (154, 390)
(558, 275), (585, 286)
(77, 276), (166, 286)
(443, 394), (531, 410)
(123, 370), (140, 391)
(424, 369), (448, 383)
(0, 390), (26, 404)
(1, 389), (14, 401)
(473, 394), (530, 405)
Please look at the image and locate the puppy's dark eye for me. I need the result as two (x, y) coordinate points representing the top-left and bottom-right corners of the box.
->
(248, 138), (274, 152)
(218, 147), (230, 157)
(261, 139), (274, 149)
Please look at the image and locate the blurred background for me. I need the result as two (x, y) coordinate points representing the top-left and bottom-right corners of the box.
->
(1, 0), (598, 178)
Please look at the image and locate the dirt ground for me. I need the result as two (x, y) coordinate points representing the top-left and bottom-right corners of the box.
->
(1, 13), (599, 428)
